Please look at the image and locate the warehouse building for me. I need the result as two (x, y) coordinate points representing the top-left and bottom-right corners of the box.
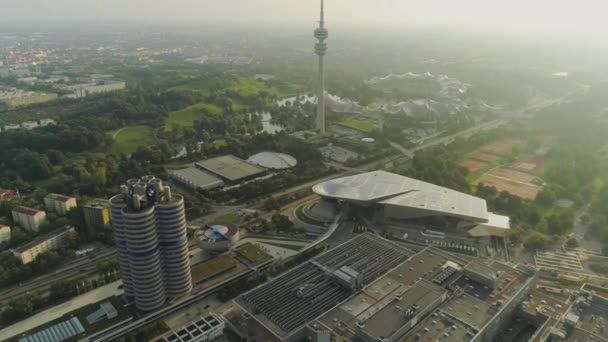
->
(169, 167), (224, 191)
(195, 155), (266, 184)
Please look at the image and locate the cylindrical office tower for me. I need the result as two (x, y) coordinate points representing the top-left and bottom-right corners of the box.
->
(156, 193), (192, 296)
(122, 205), (166, 312)
(110, 176), (192, 312)
(110, 193), (134, 298)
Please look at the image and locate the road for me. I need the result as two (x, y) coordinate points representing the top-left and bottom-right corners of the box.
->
(0, 248), (118, 304)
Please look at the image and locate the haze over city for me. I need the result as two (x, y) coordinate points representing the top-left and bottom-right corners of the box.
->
(1, 1), (608, 342)
(3, 0), (608, 36)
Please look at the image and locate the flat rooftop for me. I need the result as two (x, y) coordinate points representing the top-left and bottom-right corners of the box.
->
(464, 261), (501, 280)
(236, 233), (413, 338)
(170, 167), (224, 190)
(400, 310), (477, 342)
(438, 294), (497, 330)
(566, 327), (608, 342)
(12, 206), (44, 216)
(13, 226), (74, 253)
(196, 155), (266, 182)
(45, 193), (75, 202)
(83, 199), (110, 209)
(385, 247), (468, 287)
(521, 290), (569, 320)
(360, 281), (447, 341)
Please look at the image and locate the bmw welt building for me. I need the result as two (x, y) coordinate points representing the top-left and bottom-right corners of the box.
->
(312, 170), (510, 238)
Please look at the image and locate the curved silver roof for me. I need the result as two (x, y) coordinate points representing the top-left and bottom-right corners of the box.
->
(247, 152), (297, 169)
(312, 170), (488, 222)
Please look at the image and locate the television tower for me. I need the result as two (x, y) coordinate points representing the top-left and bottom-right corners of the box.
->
(314, 0), (328, 134)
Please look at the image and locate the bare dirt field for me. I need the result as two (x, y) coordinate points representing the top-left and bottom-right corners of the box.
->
(472, 152), (501, 162)
(459, 159), (488, 172)
(476, 174), (541, 200)
(512, 156), (547, 173)
(488, 168), (535, 183)
(480, 138), (523, 155)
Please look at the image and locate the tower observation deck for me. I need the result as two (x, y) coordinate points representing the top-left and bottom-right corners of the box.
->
(314, 0), (328, 134)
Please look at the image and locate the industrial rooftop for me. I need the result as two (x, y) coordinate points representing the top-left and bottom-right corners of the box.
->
(196, 155), (266, 183)
(232, 234), (534, 342)
(169, 166), (224, 190)
(236, 233), (414, 339)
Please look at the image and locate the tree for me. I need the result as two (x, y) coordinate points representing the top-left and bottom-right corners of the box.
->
(524, 232), (549, 250)
(263, 197), (281, 211)
(271, 213), (293, 232)
(565, 237), (579, 248)
(536, 189), (556, 207)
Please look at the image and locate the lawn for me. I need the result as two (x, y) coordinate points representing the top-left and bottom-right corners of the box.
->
(212, 138), (227, 147)
(235, 78), (307, 98)
(235, 78), (269, 97)
(191, 255), (237, 284)
(275, 82), (308, 98)
(166, 103), (222, 131)
(215, 213), (241, 225)
(168, 79), (215, 96)
(235, 243), (272, 263)
(338, 117), (376, 133)
(107, 125), (155, 155)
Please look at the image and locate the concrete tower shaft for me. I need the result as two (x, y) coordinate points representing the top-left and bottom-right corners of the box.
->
(314, 0), (328, 134)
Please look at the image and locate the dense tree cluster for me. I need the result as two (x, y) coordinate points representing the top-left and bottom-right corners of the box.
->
(0, 250), (75, 288)
(399, 146), (470, 193)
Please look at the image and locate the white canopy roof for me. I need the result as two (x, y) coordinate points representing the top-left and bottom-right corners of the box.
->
(313, 170), (489, 222)
(468, 212), (511, 237)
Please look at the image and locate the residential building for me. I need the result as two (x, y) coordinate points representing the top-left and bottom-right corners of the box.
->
(110, 176), (192, 312)
(0, 224), (11, 243)
(83, 199), (111, 238)
(44, 193), (77, 216)
(0, 188), (18, 201)
(12, 206), (46, 232)
(12, 226), (76, 264)
(0, 91), (57, 109)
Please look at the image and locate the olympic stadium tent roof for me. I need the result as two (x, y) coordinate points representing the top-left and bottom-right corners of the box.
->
(312, 170), (489, 222)
(247, 152), (297, 169)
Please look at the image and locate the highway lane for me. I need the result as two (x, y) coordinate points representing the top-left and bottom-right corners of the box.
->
(0, 248), (118, 302)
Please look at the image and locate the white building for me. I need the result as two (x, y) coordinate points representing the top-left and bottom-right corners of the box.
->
(60, 81), (126, 98)
(12, 206), (46, 232)
(313, 170), (510, 237)
(0, 224), (11, 243)
(44, 193), (77, 216)
(12, 226), (75, 264)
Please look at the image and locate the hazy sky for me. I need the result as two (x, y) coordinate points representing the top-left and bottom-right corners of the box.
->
(3, 0), (608, 36)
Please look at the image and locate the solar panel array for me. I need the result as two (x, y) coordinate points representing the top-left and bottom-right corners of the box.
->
(19, 317), (85, 342)
(237, 234), (413, 336)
